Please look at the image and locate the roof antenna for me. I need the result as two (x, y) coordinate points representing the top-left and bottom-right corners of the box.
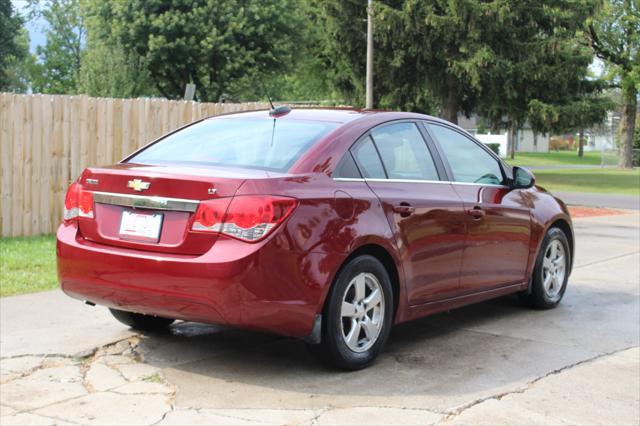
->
(261, 80), (291, 118)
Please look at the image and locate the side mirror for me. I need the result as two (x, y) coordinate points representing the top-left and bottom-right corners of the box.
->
(512, 166), (535, 189)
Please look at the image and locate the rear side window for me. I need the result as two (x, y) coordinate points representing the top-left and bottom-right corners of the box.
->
(371, 122), (439, 181)
(128, 118), (338, 172)
(333, 152), (362, 179)
(351, 136), (386, 178)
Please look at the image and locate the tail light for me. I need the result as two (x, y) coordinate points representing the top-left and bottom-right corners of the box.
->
(192, 196), (297, 242)
(64, 182), (94, 221)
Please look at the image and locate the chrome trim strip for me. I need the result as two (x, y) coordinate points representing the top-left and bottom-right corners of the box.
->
(333, 177), (507, 188)
(365, 178), (450, 185)
(92, 191), (200, 212)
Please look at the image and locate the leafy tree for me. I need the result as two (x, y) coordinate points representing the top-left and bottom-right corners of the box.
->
(529, 95), (613, 157)
(78, 2), (155, 98)
(320, 0), (440, 114)
(87, 0), (302, 102)
(0, 0), (30, 91)
(228, 1), (340, 102)
(321, 0), (602, 136)
(2, 28), (36, 93)
(373, 0), (490, 120)
(78, 40), (156, 98)
(589, 0), (639, 168)
(28, 0), (85, 94)
(473, 0), (601, 158)
(634, 112), (640, 149)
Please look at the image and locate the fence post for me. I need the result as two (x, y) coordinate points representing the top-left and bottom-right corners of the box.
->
(1, 94), (13, 236)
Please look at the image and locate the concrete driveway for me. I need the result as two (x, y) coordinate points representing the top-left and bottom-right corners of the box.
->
(1, 212), (639, 425)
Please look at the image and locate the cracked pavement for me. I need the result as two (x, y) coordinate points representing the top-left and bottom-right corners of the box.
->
(1, 212), (639, 425)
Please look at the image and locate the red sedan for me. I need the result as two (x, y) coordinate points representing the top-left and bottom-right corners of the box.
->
(57, 107), (573, 370)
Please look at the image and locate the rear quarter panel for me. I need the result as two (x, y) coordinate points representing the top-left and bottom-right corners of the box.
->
(237, 174), (408, 321)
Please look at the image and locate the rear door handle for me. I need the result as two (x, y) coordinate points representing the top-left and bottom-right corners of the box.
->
(467, 206), (485, 220)
(393, 203), (415, 217)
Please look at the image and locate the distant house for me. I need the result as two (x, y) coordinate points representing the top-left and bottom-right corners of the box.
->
(457, 115), (551, 155)
(584, 111), (619, 152)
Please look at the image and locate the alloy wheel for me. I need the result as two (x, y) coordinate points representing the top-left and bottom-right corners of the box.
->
(340, 272), (385, 353)
(542, 240), (566, 298)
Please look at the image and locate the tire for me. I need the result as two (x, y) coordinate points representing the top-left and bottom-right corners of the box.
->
(520, 227), (571, 309)
(307, 255), (394, 370)
(109, 308), (175, 332)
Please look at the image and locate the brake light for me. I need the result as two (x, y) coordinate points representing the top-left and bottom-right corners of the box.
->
(192, 198), (232, 232)
(63, 182), (94, 221)
(191, 196), (297, 242)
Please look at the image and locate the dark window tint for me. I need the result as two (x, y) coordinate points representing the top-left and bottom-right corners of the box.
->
(351, 136), (386, 178)
(334, 152), (362, 179)
(128, 118), (338, 172)
(427, 124), (504, 185)
(371, 122), (439, 181)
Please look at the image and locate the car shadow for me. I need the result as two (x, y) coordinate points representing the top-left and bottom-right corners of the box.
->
(126, 281), (638, 406)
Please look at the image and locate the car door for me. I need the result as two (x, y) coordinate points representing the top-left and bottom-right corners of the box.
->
(424, 122), (532, 293)
(350, 121), (467, 305)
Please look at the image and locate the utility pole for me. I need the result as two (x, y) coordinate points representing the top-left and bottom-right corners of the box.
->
(365, 0), (374, 109)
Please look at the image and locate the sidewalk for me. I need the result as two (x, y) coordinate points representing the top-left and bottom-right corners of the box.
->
(445, 347), (639, 426)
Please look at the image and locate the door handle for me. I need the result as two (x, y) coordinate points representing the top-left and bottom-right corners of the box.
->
(467, 206), (485, 220)
(393, 203), (415, 217)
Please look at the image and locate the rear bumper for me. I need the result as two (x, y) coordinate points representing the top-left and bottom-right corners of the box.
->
(57, 223), (332, 338)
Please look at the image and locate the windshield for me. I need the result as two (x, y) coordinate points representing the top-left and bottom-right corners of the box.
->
(128, 118), (338, 172)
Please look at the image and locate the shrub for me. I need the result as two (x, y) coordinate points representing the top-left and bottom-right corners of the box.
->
(485, 143), (500, 156)
(549, 137), (570, 151)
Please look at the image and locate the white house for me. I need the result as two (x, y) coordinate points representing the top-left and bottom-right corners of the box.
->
(457, 115), (551, 154)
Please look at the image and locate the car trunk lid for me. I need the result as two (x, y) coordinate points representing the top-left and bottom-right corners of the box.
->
(76, 163), (271, 255)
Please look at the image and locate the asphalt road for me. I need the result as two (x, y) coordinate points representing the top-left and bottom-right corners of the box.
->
(553, 190), (640, 210)
(1, 212), (639, 425)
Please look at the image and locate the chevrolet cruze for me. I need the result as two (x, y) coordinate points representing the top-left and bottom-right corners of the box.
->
(57, 107), (573, 370)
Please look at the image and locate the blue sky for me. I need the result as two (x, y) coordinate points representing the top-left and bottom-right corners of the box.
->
(12, 0), (47, 53)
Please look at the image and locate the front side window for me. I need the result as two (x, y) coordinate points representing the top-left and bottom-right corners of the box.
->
(128, 118), (338, 172)
(371, 122), (439, 181)
(427, 124), (504, 185)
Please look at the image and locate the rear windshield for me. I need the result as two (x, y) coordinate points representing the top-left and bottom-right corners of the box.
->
(127, 118), (338, 172)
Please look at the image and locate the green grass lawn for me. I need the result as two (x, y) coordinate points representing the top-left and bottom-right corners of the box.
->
(0, 235), (58, 297)
(507, 151), (609, 167)
(531, 168), (640, 195)
(504, 151), (639, 194)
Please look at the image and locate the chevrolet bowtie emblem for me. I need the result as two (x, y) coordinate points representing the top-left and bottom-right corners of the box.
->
(127, 179), (151, 191)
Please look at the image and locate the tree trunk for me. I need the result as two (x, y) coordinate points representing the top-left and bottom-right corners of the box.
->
(618, 84), (637, 169)
(507, 124), (516, 160)
(441, 76), (458, 124)
(578, 129), (584, 157)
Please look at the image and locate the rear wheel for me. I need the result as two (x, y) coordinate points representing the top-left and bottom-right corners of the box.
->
(308, 255), (393, 370)
(521, 227), (570, 309)
(109, 308), (175, 332)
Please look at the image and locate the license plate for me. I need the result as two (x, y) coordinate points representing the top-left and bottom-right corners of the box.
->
(119, 210), (163, 242)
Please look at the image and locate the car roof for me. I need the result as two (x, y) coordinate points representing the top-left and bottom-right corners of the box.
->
(207, 107), (451, 126)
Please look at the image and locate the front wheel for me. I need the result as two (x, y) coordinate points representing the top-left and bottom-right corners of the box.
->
(110, 308), (175, 332)
(520, 227), (571, 309)
(308, 255), (393, 370)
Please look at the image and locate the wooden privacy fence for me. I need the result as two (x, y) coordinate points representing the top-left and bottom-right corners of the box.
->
(0, 93), (270, 237)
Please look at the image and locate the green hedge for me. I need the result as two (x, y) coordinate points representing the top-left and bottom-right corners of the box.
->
(485, 143), (500, 156)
